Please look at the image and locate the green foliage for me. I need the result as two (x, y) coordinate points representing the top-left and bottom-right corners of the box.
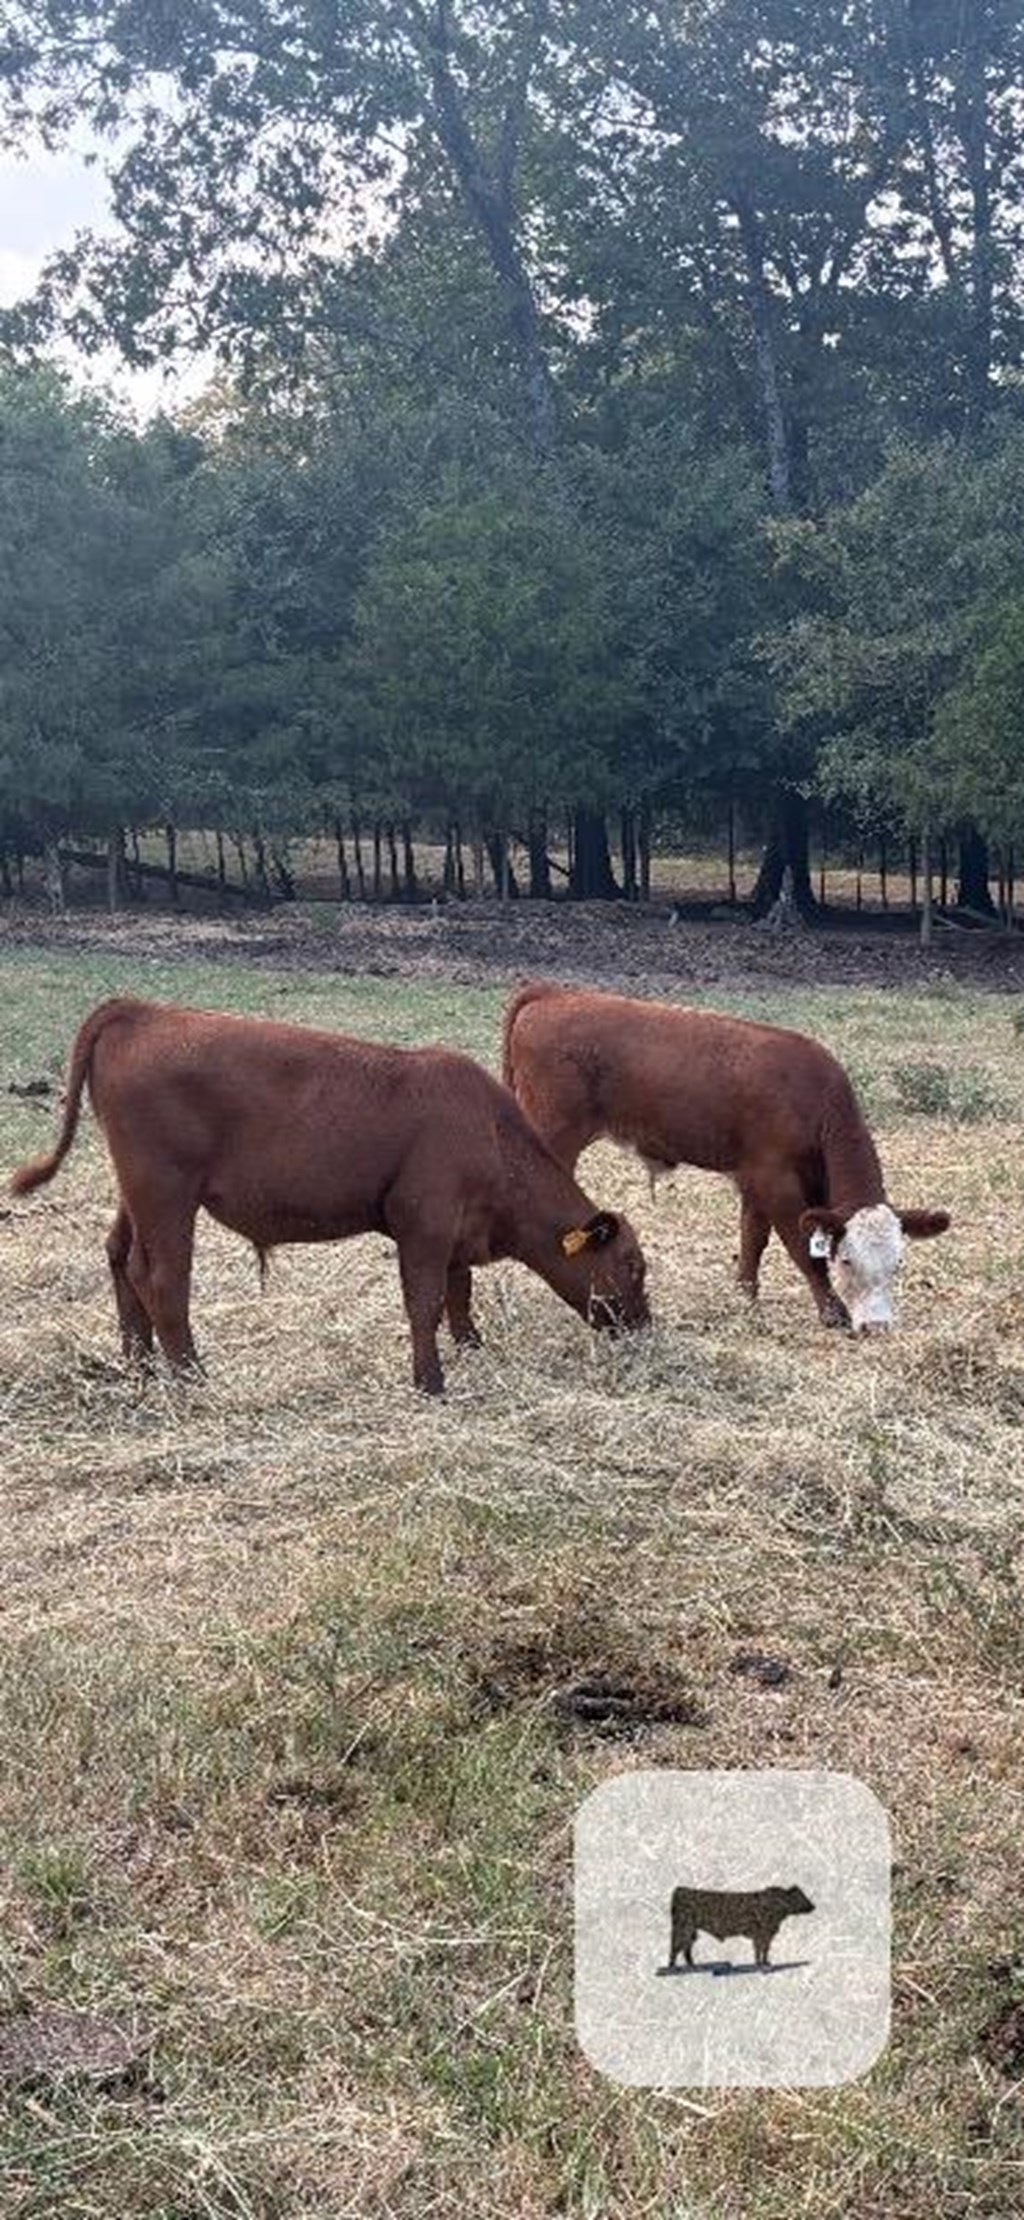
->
(768, 438), (1024, 843)
(891, 1061), (1003, 1125)
(2, 3), (1024, 881)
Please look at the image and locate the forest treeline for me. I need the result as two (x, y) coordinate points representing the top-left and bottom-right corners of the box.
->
(2, 2), (1024, 922)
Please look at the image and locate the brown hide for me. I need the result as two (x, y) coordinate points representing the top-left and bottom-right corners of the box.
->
(11, 998), (649, 1393)
(502, 982), (946, 1325)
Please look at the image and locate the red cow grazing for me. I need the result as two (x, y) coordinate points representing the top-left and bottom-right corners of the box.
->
(11, 998), (650, 1394)
(503, 983), (950, 1333)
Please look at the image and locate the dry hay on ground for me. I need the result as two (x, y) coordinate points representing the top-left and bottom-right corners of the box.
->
(0, 931), (1023, 2218)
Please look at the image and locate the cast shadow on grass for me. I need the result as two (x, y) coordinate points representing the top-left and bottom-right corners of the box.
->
(655, 1960), (811, 1978)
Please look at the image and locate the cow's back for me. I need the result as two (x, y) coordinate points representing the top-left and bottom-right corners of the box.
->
(88, 1002), (510, 1243)
(506, 986), (840, 1176)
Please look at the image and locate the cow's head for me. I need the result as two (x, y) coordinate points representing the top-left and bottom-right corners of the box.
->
(778, 1885), (815, 1916)
(799, 1202), (950, 1333)
(559, 1210), (650, 1331)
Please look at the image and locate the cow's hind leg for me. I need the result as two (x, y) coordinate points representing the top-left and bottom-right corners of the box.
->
(446, 1264), (482, 1350)
(106, 1203), (154, 1362)
(125, 1198), (202, 1373)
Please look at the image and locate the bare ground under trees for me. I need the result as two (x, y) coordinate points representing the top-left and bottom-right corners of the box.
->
(4, 900), (1024, 1003)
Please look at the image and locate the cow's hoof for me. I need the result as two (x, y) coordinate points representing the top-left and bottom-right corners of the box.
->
(820, 1301), (850, 1331)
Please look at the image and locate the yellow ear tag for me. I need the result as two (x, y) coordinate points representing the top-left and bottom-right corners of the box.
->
(561, 1226), (591, 1257)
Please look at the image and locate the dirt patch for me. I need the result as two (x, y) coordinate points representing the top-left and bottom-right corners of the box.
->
(5, 898), (1024, 996)
(729, 1649), (794, 1690)
(978, 1997), (1024, 2077)
(472, 1605), (706, 1736)
(0, 2005), (150, 2090)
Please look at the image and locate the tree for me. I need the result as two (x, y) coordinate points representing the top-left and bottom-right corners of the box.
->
(0, 367), (198, 898)
(349, 466), (637, 890)
(0, 1), (564, 453)
(767, 435), (1024, 934)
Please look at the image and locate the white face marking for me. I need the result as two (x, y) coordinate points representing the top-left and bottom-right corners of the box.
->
(828, 1205), (905, 1332)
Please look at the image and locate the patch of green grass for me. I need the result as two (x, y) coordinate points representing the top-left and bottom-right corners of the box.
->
(891, 1058), (1004, 1123)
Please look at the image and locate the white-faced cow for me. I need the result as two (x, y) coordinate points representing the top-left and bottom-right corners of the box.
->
(502, 982), (950, 1333)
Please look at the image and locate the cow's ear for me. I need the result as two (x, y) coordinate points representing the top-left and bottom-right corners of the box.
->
(898, 1208), (951, 1240)
(799, 1208), (847, 1240)
(561, 1211), (620, 1256)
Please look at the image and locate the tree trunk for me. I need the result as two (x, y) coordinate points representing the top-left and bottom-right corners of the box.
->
(472, 832), (485, 898)
(233, 833), (250, 887)
(920, 826), (934, 948)
(620, 806), (638, 904)
(129, 827), (146, 903)
(570, 808), (619, 900)
(215, 829), (228, 909)
(957, 826), (997, 917)
(750, 790), (818, 919)
(372, 823), (383, 901)
(401, 821), (417, 902)
(386, 822), (400, 902)
(638, 799), (652, 903)
(879, 834), (889, 910)
(453, 820), (466, 899)
(425, 13), (556, 455)
(485, 830), (518, 900)
(442, 823), (456, 897)
(727, 790), (737, 906)
(0, 850), (12, 898)
(939, 837), (948, 910)
(347, 814), (365, 900)
(334, 817), (351, 902)
(961, 9), (994, 431)
(733, 191), (794, 514)
(166, 823), (180, 910)
(269, 846), (295, 900)
(251, 830), (272, 905)
(44, 842), (68, 914)
(107, 826), (126, 915)
(909, 835), (918, 914)
(527, 810), (552, 900)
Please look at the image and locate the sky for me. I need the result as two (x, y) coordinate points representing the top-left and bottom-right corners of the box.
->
(0, 139), (205, 414)
(0, 142), (107, 307)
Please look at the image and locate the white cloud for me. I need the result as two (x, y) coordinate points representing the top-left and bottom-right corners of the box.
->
(0, 142), (211, 417)
(0, 242), (44, 308)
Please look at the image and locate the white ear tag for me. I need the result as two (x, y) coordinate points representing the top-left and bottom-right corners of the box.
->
(809, 1229), (833, 1260)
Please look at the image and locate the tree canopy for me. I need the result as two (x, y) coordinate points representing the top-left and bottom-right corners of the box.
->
(2, 1), (1024, 916)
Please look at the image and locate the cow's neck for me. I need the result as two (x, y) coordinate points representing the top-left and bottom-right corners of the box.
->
(501, 1131), (592, 1271)
(821, 1094), (886, 1217)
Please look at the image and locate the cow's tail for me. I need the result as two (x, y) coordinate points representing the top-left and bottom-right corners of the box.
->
(10, 999), (134, 1197)
(501, 980), (562, 1090)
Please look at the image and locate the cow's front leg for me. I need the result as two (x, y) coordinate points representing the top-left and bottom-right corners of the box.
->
(398, 1241), (448, 1395)
(446, 1264), (482, 1349)
(771, 1183), (850, 1328)
(737, 1193), (771, 1301)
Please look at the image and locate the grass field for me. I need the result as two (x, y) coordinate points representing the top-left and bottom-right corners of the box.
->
(1, 939), (1023, 2218)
